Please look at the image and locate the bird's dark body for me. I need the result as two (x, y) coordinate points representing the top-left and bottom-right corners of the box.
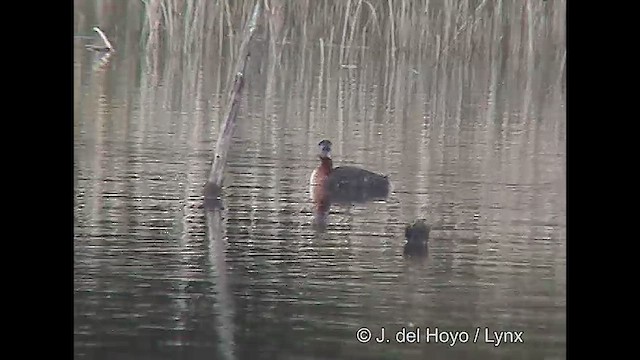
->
(324, 166), (390, 203)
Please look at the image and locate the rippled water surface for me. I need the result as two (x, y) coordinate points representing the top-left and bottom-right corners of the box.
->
(74, 1), (566, 359)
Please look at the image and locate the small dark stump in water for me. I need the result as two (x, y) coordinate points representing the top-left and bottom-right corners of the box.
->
(403, 219), (430, 256)
(203, 181), (224, 210)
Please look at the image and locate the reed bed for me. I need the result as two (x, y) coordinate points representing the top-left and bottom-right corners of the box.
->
(76, 0), (565, 99)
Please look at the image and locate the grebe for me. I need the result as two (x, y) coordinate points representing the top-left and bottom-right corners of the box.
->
(403, 219), (430, 256)
(309, 140), (390, 206)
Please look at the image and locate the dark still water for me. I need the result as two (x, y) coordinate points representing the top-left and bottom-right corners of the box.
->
(74, 1), (566, 359)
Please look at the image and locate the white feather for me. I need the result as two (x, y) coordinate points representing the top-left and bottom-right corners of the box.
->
(309, 168), (318, 200)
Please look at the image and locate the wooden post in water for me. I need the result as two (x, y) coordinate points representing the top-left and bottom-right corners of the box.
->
(204, 0), (263, 208)
(86, 26), (115, 71)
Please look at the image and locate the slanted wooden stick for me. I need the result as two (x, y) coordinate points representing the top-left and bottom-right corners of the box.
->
(86, 26), (115, 52)
(204, 0), (262, 208)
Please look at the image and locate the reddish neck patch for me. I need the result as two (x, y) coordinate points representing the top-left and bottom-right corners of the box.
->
(318, 157), (333, 175)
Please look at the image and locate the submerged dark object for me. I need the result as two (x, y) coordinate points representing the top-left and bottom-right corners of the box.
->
(403, 219), (430, 256)
(310, 139), (390, 206)
(85, 45), (112, 52)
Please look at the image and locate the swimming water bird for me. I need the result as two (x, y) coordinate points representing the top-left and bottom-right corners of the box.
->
(309, 140), (390, 207)
(403, 219), (430, 256)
